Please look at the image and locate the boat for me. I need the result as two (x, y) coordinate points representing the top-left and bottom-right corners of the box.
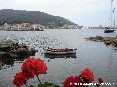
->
(43, 48), (77, 54)
(5, 28), (44, 31)
(29, 28), (44, 31)
(44, 53), (77, 59)
(104, 27), (114, 33)
(104, 0), (115, 33)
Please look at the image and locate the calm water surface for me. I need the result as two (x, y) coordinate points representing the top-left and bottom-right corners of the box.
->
(0, 29), (117, 87)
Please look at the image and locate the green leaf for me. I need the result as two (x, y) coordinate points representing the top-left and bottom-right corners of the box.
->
(37, 84), (42, 87)
(44, 82), (54, 86)
(30, 85), (34, 87)
(38, 84), (48, 87)
(42, 84), (49, 87)
(37, 83), (60, 87)
(38, 84), (43, 87)
(52, 85), (60, 87)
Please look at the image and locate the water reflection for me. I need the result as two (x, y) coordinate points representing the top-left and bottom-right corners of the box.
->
(44, 53), (77, 62)
(0, 55), (34, 70)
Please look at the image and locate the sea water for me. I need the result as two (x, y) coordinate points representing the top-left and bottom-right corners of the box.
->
(0, 29), (117, 87)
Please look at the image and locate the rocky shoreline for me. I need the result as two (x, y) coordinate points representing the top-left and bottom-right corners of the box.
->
(0, 39), (38, 59)
(85, 36), (117, 49)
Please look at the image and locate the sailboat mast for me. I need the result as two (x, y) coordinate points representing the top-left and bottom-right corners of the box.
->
(113, 19), (115, 27)
(111, 0), (112, 28)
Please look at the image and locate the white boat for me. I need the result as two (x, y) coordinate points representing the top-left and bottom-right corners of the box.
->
(104, 27), (114, 33)
(43, 48), (77, 54)
(104, 0), (115, 33)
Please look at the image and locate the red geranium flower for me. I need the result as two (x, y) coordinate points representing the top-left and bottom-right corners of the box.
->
(63, 75), (85, 87)
(98, 78), (103, 84)
(63, 76), (74, 87)
(21, 57), (48, 78)
(80, 68), (94, 83)
(12, 72), (27, 87)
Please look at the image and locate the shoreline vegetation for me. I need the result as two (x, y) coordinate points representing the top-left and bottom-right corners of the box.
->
(0, 9), (81, 30)
(1, 9), (117, 30)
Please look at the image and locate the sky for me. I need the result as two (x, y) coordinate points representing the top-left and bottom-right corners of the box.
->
(0, 0), (117, 27)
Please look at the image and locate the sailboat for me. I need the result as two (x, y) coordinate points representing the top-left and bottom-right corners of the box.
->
(104, 27), (114, 33)
(104, 0), (115, 33)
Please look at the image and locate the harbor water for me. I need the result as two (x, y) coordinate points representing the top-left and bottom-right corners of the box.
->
(0, 29), (117, 87)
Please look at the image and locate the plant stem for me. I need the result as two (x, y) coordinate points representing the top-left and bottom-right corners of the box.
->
(24, 83), (28, 87)
(36, 75), (43, 87)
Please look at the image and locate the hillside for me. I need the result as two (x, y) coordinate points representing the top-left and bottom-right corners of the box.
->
(0, 9), (76, 26)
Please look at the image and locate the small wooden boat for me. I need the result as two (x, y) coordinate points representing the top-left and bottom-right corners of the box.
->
(43, 48), (77, 54)
(44, 53), (76, 59)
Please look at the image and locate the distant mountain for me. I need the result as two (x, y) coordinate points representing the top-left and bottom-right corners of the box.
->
(0, 9), (76, 26)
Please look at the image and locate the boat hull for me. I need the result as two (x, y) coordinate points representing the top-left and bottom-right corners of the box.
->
(104, 30), (114, 33)
(44, 53), (76, 58)
(44, 50), (76, 54)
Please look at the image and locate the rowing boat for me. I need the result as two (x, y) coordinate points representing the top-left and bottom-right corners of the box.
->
(44, 53), (76, 58)
(43, 48), (77, 54)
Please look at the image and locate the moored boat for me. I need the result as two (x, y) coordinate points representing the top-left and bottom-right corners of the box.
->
(104, 0), (115, 33)
(30, 28), (44, 31)
(43, 48), (77, 54)
(104, 27), (114, 33)
(44, 53), (77, 58)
